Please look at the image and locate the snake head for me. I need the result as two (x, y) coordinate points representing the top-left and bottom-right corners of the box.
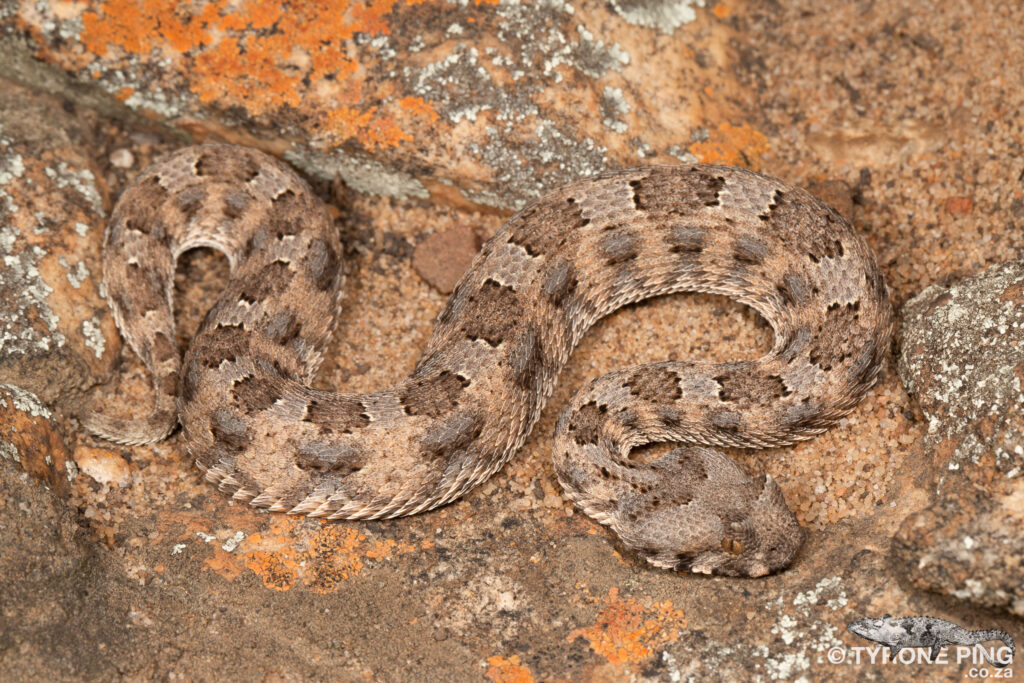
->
(673, 474), (805, 578)
(729, 474), (805, 577)
(626, 456), (806, 578)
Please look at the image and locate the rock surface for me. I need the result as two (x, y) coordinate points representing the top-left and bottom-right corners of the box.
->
(0, 383), (72, 497)
(2, 0), (755, 210)
(0, 82), (120, 405)
(896, 260), (1024, 617)
(1, 0), (1022, 680)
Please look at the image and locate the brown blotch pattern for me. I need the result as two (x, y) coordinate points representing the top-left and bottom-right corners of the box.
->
(303, 398), (370, 435)
(714, 369), (791, 405)
(194, 149), (261, 182)
(808, 301), (863, 371)
(508, 328), (553, 393)
(210, 410), (251, 454)
(304, 237), (340, 291)
(542, 258), (578, 307)
(239, 261), (294, 303)
(601, 231), (640, 266)
(666, 224), (706, 253)
(710, 410), (741, 431)
(151, 331), (177, 363)
(232, 374), (281, 413)
(459, 279), (519, 346)
(174, 185), (208, 218)
(506, 198), (588, 256)
(400, 371), (469, 418)
(630, 168), (725, 215)
(568, 401), (606, 446)
(781, 397), (827, 433)
(222, 190), (252, 219)
(732, 234), (770, 266)
(294, 442), (365, 475)
(625, 366), (682, 403)
(124, 262), (170, 314)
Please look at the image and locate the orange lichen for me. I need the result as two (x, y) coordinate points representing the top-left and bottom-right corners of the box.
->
(197, 517), (427, 592)
(244, 550), (299, 591)
(303, 526), (369, 593)
(79, 0), (438, 150)
(204, 547), (246, 582)
(485, 655), (534, 683)
(400, 95), (441, 123)
(712, 3), (731, 18)
(365, 538), (418, 559)
(690, 121), (770, 167)
(567, 588), (687, 666)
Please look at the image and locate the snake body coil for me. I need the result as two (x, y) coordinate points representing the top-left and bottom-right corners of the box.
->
(86, 145), (892, 577)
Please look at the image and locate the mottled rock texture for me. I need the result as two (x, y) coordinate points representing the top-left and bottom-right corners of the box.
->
(896, 260), (1024, 617)
(0, 83), (119, 405)
(1, 0), (752, 210)
(1, 0), (1023, 679)
(0, 384), (72, 497)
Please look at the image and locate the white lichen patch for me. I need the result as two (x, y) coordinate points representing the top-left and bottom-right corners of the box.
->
(60, 255), (90, 289)
(408, 46), (506, 124)
(462, 118), (609, 209)
(0, 383), (53, 419)
(0, 150), (25, 186)
(0, 440), (19, 463)
(222, 531), (246, 552)
(82, 316), (105, 359)
(756, 576), (848, 679)
(44, 162), (103, 216)
(89, 58), (190, 119)
(22, 2), (84, 41)
(601, 86), (630, 133)
(610, 0), (707, 35)
(793, 576), (848, 611)
(0, 219), (66, 356)
(663, 577), (850, 680)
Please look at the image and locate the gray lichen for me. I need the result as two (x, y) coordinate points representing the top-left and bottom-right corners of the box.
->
(610, 0), (707, 34)
(463, 120), (608, 210)
(0, 383), (53, 419)
(600, 86), (630, 133)
(0, 135), (68, 357)
(284, 146), (429, 200)
(899, 260), (1024, 474)
(82, 316), (105, 359)
(44, 162), (103, 216)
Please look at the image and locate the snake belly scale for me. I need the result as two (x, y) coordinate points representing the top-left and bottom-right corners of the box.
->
(84, 144), (893, 577)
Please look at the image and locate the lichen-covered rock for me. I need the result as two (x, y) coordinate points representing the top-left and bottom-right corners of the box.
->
(0, 82), (120, 405)
(0, 383), (73, 497)
(1, 0), (763, 209)
(2, 0), (1024, 678)
(895, 259), (1024, 616)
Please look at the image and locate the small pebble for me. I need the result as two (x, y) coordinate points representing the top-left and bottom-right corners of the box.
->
(74, 446), (131, 487)
(110, 148), (135, 169)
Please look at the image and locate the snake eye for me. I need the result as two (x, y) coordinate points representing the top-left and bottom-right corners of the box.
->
(721, 538), (744, 555)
